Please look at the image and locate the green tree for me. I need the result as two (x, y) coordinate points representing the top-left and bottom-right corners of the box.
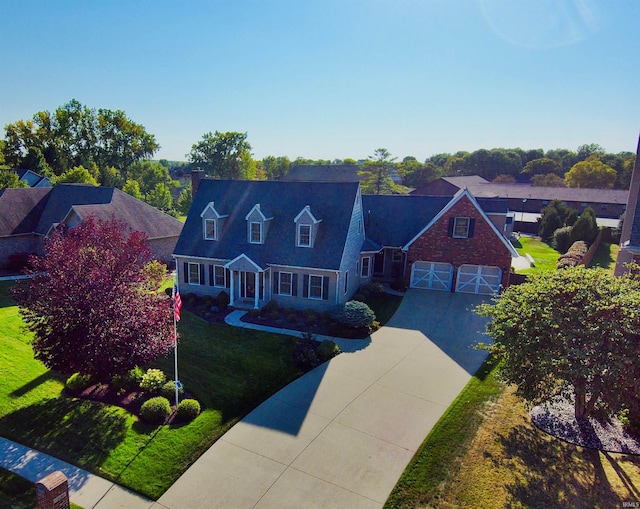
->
(522, 157), (561, 175)
(176, 186), (192, 215)
(3, 99), (158, 176)
(146, 183), (173, 211)
(531, 173), (566, 187)
(122, 179), (143, 200)
(359, 148), (400, 195)
(576, 143), (605, 162)
(128, 160), (173, 195)
(538, 199), (577, 241)
(565, 156), (617, 188)
(52, 166), (99, 186)
(477, 266), (640, 419)
(187, 131), (253, 179)
(399, 159), (440, 188)
(569, 207), (599, 245)
(261, 155), (291, 180)
(0, 170), (27, 190)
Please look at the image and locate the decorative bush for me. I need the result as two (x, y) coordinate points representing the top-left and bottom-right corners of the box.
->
(140, 368), (166, 393)
(268, 310), (280, 321)
(318, 340), (341, 361)
(161, 380), (185, 401)
(367, 281), (385, 295)
(164, 287), (173, 297)
(217, 290), (230, 310)
(5, 252), (31, 272)
(65, 373), (94, 392)
(140, 396), (171, 424)
(304, 313), (317, 326)
(184, 292), (198, 306)
(553, 226), (573, 254)
(557, 241), (589, 269)
(330, 301), (376, 329)
(286, 313), (298, 323)
(293, 338), (321, 370)
(262, 299), (279, 314)
(111, 366), (144, 391)
(176, 399), (201, 422)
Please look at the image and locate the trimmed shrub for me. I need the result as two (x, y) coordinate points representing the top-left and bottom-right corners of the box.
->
(557, 241), (589, 269)
(553, 226), (573, 254)
(268, 310), (280, 321)
(65, 373), (94, 392)
(367, 281), (385, 295)
(176, 399), (201, 422)
(140, 396), (171, 424)
(111, 366), (144, 391)
(330, 301), (376, 328)
(140, 368), (166, 393)
(286, 313), (298, 323)
(217, 290), (230, 311)
(293, 338), (321, 370)
(161, 380), (185, 401)
(318, 340), (341, 361)
(261, 299), (279, 315)
(570, 207), (599, 245)
(304, 313), (318, 326)
(164, 287), (173, 297)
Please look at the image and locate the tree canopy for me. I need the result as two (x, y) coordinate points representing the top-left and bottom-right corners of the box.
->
(12, 217), (174, 381)
(477, 266), (640, 419)
(565, 156), (617, 188)
(3, 99), (159, 179)
(359, 148), (402, 195)
(187, 131), (254, 179)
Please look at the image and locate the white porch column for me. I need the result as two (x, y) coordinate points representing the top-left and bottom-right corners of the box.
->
(254, 272), (260, 309)
(229, 270), (235, 307)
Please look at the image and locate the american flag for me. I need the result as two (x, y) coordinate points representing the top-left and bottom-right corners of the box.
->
(173, 284), (182, 322)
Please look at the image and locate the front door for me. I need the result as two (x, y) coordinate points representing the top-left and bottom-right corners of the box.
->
(240, 272), (256, 299)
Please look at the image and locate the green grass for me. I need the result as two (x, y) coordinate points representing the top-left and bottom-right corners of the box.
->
(513, 236), (561, 273)
(384, 357), (502, 509)
(367, 294), (403, 325)
(0, 280), (302, 500)
(588, 242), (620, 273)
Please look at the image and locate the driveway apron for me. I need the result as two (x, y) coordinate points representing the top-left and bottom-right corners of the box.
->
(158, 290), (491, 509)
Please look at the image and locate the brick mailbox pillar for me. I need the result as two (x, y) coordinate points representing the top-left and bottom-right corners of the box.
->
(35, 471), (70, 509)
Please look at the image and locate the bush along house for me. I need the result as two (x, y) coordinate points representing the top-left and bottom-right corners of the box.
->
(173, 172), (518, 310)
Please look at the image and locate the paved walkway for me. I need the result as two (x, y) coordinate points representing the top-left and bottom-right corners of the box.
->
(159, 290), (490, 508)
(2, 289), (489, 508)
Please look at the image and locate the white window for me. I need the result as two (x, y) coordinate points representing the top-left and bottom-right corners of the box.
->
(298, 224), (311, 247)
(361, 257), (371, 277)
(453, 217), (470, 238)
(250, 222), (262, 244)
(188, 263), (200, 285)
(205, 219), (216, 240)
(279, 272), (293, 296)
(309, 275), (324, 300)
(214, 265), (226, 287)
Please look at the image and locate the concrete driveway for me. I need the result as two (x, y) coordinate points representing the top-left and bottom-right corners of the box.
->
(157, 290), (491, 509)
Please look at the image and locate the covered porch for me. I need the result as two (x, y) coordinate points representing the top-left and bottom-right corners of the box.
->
(225, 254), (269, 310)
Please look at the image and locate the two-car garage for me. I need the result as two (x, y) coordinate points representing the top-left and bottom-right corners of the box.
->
(410, 261), (502, 295)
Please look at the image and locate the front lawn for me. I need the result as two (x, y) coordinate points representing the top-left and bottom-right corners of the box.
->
(0, 280), (303, 499)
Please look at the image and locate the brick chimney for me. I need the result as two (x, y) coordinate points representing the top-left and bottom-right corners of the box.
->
(191, 168), (205, 199)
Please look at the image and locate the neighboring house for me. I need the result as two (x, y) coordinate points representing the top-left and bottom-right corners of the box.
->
(413, 176), (628, 231)
(615, 136), (640, 276)
(0, 184), (183, 268)
(174, 175), (517, 309)
(15, 169), (52, 187)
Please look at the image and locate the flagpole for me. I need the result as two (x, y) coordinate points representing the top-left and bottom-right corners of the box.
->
(173, 275), (179, 408)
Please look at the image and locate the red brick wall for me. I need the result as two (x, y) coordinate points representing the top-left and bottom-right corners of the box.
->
(406, 196), (513, 289)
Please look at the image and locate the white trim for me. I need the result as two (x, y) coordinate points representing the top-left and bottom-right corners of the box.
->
(249, 221), (262, 244)
(224, 253), (263, 272)
(244, 203), (273, 221)
(267, 262), (334, 272)
(213, 264), (226, 287)
(278, 271), (293, 296)
(361, 256), (371, 277)
(293, 205), (321, 224)
(204, 218), (217, 240)
(452, 217), (470, 238)
(297, 223), (312, 247)
(200, 202), (228, 219)
(308, 274), (325, 300)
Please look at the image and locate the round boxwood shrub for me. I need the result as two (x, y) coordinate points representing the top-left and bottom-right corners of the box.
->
(176, 399), (201, 422)
(330, 301), (376, 328)
(217, 290), (230, 311)
(65, 373), (94, 392)
(161, 380), (185, 401)
(140, 368), (166, 393)
(140, 396), (171, 424)
(111, 366), (144, 392)
(318, 340), (341, 361)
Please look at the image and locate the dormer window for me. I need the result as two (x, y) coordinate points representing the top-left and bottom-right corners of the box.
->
(205, 219), (217, 240)
(298, 224), (311, 247)
(250, 222), (262, 244)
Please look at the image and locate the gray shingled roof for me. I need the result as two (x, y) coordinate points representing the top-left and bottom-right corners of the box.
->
(0, 187), (51, 236)
(282, 165), (362, 182)
(175, 179), (360, 270)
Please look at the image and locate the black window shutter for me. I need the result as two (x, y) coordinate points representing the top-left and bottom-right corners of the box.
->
(199, 264), (205, 285)
(322, 276), (329, 300)
(273, 271), (279, 294)
(292, 274), (298, 296)
(448, 217), (455, 237)
(225, 269), (231, 288)
(209, 265), (214, 286)
(468, 218), (475, 238)
(183, 262), (188, 283)
(303, 275), (309, 298)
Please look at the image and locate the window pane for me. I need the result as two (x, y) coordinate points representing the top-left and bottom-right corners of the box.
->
(251, 222), (261, 243)
(188, 263), (200, 284)
(361, 257), (370, 277)
(309, 275), (323, 299)
(299, 224), (311, 246)
(205, 219), (216, 239)
(454, 217), (470, 238)
(280, 272), (292, 295)
(214, 265), (225, 286)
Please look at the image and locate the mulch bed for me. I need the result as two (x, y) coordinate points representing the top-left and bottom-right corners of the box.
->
(531, 394), (640, 455)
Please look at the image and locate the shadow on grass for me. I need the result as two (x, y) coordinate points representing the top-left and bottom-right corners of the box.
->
(9, 371), (64, 398)
(498, 423), (627, 507)
(0, 397), (128, 470)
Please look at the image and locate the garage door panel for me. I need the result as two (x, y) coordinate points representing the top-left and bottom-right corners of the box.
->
(455, 264), (502, 295)
(410, 261), (453, 291)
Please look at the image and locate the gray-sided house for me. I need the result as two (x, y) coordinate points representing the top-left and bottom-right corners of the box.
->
(174, 177), (519, 309)
(0, 184), (183, 268)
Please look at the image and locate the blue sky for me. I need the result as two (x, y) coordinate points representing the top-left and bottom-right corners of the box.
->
(1, 0), (638, 162)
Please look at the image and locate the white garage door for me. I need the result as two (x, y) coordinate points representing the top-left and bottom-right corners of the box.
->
(455, 264), (502, 295)
(410, 261), (454, 291)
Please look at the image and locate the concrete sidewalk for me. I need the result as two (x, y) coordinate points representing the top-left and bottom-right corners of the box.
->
(0, 436), (157, 508)
(159, 290), (490, 509)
